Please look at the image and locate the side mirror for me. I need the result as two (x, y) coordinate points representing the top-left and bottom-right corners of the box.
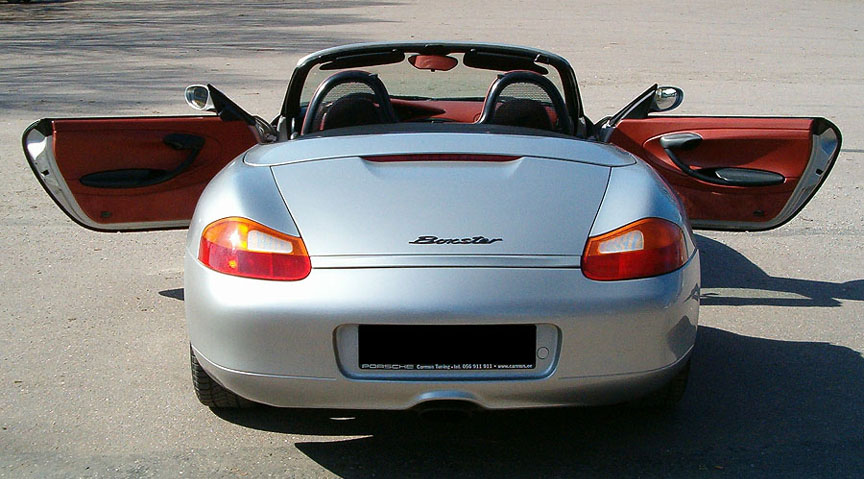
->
(185, 85), (215, 112)
(650, 86), (683, 112)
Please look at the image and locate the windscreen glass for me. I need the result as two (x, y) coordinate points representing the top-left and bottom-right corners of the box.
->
(300, 52), (565, 105)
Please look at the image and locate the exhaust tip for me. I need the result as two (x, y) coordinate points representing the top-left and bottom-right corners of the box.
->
(413, 400), (481, 422)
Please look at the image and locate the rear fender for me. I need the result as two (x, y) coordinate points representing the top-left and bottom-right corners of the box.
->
(186, 159), (301, 258)
(589, 159), (696, 256)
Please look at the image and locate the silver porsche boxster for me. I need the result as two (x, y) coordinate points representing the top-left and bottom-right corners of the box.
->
(23, 42), (841, 411)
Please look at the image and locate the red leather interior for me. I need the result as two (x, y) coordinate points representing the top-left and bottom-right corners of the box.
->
(52, 117), (257, 225)
(390, 99), (484, 123)
(611, 117), (814, 224)
(390, 99), (558, 125)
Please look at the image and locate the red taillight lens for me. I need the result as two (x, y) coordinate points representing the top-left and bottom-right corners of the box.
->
(581, 218), (688, 281)
(198, 217), (311, 281)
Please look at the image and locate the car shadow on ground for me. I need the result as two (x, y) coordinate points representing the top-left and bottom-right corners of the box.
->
(201, 235), (863, 477)
(696, 235), (864, 307)
(214, 327), (864, 477)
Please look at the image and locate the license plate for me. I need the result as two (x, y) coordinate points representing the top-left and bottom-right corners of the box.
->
(358, 324), (536, 371)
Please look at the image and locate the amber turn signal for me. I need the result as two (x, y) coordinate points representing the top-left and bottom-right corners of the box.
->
(582, 218), (688, 281)
(199, 217), (311, 281)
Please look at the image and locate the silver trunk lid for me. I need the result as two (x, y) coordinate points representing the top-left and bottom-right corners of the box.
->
(265, 133), (622, 265)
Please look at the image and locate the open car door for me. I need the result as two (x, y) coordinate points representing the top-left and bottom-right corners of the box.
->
(23, 116), (258, 232)
(609, 116), (841, 231)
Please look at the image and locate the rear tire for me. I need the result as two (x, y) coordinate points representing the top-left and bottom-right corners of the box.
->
(190, 346), (255, 408)
(632, 358), (690, 409)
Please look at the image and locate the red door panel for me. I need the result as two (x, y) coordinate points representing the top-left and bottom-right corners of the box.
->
(610, 117), (840, 230)
(24, 116), (258, 231)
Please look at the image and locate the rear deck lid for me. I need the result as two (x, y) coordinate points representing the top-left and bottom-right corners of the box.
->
(268, 134), (616, 266)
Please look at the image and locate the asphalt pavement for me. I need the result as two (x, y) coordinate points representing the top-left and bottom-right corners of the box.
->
(1, 1), (862, 477)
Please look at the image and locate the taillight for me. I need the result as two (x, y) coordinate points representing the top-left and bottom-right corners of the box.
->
(582, 218), (688, 281)
(198, 217), (311, 281)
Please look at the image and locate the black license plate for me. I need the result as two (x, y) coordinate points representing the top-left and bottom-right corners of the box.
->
(358, 324), (536, 371)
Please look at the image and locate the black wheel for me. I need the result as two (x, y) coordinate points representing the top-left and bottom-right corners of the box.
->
(632, 358), (690, 409)
(190, 345), (255, 408)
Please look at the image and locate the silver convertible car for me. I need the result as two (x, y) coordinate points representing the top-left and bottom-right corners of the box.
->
(23, 42), (840, 411)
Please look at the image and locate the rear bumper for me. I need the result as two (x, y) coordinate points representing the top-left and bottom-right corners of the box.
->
(185, 252), (699, 409)
(193, 344), (693, 409)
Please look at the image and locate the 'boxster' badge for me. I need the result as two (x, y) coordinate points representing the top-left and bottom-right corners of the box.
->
(410, 235), (502, 245)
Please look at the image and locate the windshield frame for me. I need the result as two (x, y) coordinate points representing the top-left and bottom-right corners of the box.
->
(280, 42), (585, 137)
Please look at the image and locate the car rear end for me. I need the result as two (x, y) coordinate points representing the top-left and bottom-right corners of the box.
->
(185, 130), (699, 409)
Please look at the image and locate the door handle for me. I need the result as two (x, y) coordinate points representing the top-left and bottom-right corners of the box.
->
(659, 132), (703, 151)
(659, 133), (784, 187)
(80, 133), (205, 188)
